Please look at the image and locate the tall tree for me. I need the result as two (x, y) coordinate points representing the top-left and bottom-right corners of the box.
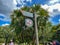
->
(10, 4), (50, 44)
(51, 24), (60, 42)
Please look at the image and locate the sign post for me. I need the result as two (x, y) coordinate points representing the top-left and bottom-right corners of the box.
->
(33, 13), (39, 45)
(21, 10), (39, 45)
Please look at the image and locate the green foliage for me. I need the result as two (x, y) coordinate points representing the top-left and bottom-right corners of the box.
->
(0, 4), (60, 45)
(10, 4), (51, 44)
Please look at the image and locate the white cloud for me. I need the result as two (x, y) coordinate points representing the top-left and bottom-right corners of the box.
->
(13, 0), (17, 5)
(2, 23), (10, 26)
(26, 0), (32, 2)
(41, 0), (60, 25)
(49, 0), (58, 3)
(0, 18), (11, 21)
(16, 0), (26, 4)
(0, 14), (6, 17)
(0, 14), (11, 21)
(41, 3), (60, 17)
(0, 0), (60, 22)
(41, 3), (60, 12)
(13, 0), (32, 9)
(0, 0), (32, 22)
(58, 19), (60, 24)
(0, 0), (16, 22)
(48, 0), (60, 5)
(41, 0), (60, 17)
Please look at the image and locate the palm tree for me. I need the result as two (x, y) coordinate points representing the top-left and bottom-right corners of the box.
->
(10, 4), (50, 45)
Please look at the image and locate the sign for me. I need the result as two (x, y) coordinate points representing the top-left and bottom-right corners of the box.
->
(21, 10), (39, 18)
(25, 18), (33, 27)
(22, 11), (33, 17)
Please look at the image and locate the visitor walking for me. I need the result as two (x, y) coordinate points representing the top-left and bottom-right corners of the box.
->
(9, 40), (14, 45)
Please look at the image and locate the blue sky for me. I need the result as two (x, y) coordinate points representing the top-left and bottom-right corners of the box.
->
(0, 0), (60, 26)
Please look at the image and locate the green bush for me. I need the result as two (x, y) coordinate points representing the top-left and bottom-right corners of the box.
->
(0, 38), (5, 43)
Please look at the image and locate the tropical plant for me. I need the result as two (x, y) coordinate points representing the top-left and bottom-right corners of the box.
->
(10, 4), (51, 45)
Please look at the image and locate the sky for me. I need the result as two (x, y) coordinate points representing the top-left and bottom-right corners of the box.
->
(0, 0), (60, 26)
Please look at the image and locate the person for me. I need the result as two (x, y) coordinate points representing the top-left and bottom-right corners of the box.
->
(9, 40), (14, 45)
(52, 40), (56, 45)
(52, 40), (60, 45)
(56, 40), (60, 45)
